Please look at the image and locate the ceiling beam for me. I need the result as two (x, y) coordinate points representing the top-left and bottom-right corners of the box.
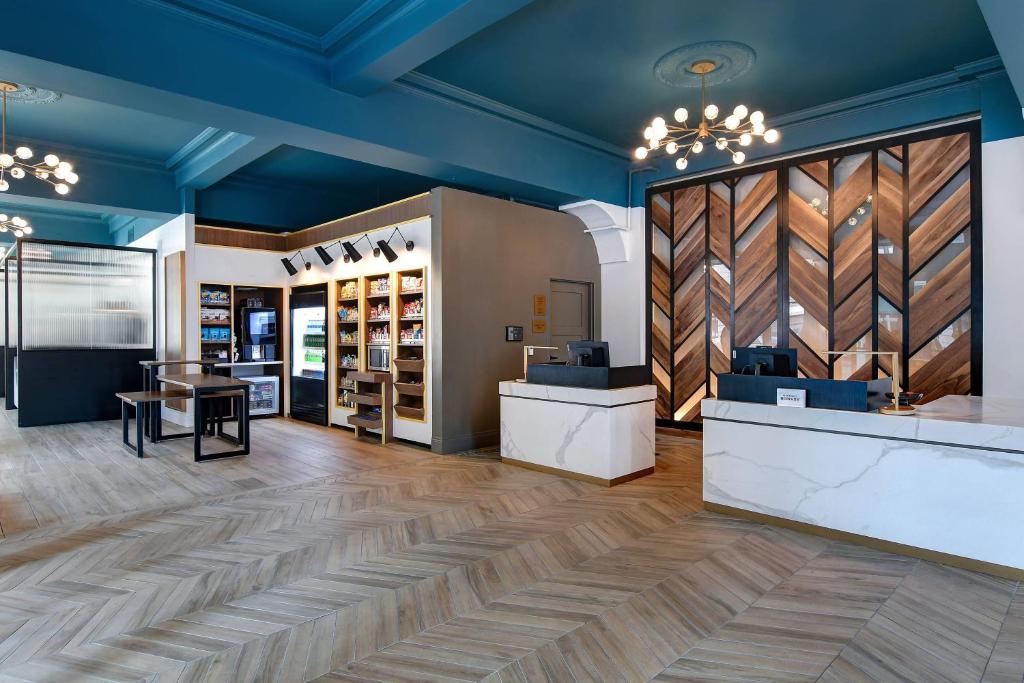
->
(329, 0), (534, 96)
(978, 0), (1024, 117)
(0, 0), (627, 206)
(167, 128), (279, 189)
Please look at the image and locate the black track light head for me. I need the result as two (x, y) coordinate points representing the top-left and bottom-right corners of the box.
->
(280, 256), (298, 276)
(314, 245), (333, 266)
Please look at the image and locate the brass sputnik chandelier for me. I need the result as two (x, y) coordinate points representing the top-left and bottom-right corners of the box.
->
(0, 82), (79, 195)
(0, 213), (32, 238)
(634, 60), (779, 170)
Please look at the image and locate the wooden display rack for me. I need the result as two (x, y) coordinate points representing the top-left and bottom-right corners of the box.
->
(345, 370), (393, 443)
(335, 277), (360, 410)
(394, 267), (426, 421)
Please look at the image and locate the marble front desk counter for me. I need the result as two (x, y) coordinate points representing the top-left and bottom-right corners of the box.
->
(702, 396), (1024, 578)
(499, 381), (656, 486)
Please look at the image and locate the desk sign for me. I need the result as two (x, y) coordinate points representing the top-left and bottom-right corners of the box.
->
(776, 388), (807, 408)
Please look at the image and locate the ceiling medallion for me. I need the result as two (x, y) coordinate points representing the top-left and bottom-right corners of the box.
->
(634, 60), (779, 169)
(0, 213), (32, 238)
(653, 41), (756, 88)
(0, 81), (79, 195)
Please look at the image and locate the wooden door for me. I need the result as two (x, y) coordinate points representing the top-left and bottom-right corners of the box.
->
(549, 279), (592, 360)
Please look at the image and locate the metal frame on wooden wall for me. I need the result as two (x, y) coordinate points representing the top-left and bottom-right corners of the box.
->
(646, 119), (982, 430)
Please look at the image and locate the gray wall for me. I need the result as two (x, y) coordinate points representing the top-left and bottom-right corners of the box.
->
(430, 187), (601, 453)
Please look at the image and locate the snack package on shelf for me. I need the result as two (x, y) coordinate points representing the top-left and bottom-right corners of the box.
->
(339, 281), (358, 299)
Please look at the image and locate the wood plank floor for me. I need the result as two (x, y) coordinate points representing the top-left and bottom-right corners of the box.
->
(0, 417), (1018, 682)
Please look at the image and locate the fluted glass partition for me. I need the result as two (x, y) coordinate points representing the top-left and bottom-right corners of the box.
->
(19, 242), (154, 350)
(5, 253), (16, 349)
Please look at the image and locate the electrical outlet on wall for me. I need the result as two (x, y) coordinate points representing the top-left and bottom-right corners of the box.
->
(506, 325), (523, 342)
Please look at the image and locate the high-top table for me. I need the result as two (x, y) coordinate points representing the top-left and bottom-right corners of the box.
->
(157, 373), (252, 461)
(139, 360), (218, 441)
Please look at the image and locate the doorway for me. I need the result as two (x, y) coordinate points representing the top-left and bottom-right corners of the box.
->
(549, 279), (593, 359)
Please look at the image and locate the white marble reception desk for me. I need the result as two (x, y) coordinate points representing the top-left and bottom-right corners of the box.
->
(499, 381), (656, 486)
(702, 396), (1024, 578)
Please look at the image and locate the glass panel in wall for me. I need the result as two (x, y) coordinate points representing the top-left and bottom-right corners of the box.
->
(20, 243), (154, 350)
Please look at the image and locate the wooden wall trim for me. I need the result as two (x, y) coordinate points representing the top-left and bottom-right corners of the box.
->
(194, 193), (432, 253)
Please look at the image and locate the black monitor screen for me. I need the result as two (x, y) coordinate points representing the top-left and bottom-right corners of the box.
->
(732, 346), (797, 377)
(244, 308), (277, 345)
(567, 341), (610, 368)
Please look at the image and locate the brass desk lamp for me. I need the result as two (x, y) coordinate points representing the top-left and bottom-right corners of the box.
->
(820, 350), (916, 416)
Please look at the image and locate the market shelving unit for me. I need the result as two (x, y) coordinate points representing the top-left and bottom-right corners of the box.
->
(394, 267), (426, 421)
(199, 283), (233, 362)
(335, 277), (361, 411)
(344, 370), (393, 443)
(363, 272), (392, 373)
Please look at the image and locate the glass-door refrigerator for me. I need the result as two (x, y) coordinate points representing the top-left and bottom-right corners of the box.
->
(289, 284), (327, 424)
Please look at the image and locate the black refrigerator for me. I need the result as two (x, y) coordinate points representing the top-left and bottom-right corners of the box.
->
(289, 284), (327, 424)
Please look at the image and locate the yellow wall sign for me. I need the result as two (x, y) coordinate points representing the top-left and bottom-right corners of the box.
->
(532, 319), (547, 333)
(533, 294), (546, 317)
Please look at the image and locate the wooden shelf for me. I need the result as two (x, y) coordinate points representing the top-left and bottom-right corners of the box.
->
(348, 392), (383, 406)
(347, 413), (382, 429)
(399, 289), (424, 296)
(367, 317), (390, 323)
(397, 341), (423, 346)
(400, 316), (423, 321)
(367, 340), (390, 346)
(337, 297), (359, 303)
(395, 382), (424, 396)
(199, 302), (231, 308)
(393, 358), (424, 373)
(365, 292), (391, 299)
(201, 340), (230, 345)
(394, 405), (425, 420)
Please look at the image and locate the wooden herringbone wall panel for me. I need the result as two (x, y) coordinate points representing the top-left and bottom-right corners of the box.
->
(651, 192), (673, 418)
(907, 133), (972, 402)
(648, 124), (978, 425)
(671, 186), (708, 422)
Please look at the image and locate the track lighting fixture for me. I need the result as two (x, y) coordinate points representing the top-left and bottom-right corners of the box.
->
(341, 234), (373, 263)
(375, 227), (415, 263)
(314, 241), (342, 266)
(280, 250), (310, 276)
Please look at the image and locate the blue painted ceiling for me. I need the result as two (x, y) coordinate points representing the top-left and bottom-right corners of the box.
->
(4, 92), (207, 161)
(417, 0), (999, 147)
(0, 0), (1017, 240)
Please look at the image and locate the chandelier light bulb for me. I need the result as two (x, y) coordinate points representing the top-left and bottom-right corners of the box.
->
(749, 110), (765, 125)
(0, 154), (13, 168)
(35, 170), (49, 180)
(634, 146), (648, 160)
(22, 226), (32, 234)
(704, 104), (719, 120)
(732, 151), (746, 164)
(55, 183), (69, 195)
(724, 115), (740, 130)
(0, 227), (5, 233)
(13, 217), (26, 227)
(13, 229), (23, 238)
(692, 140), (704, 154)
(752, 122), (766, 136)
(674, 107), (688, 123)
(648, 138), (658, 150)
(15, 146), (32, 160)
(643, 126), (653, 140)
(764, 129), (780, 143)
(733, 105), (749, 119)
(53, 167), (67, 180)
(665, 141), (678, 154)
(676, 158), (688, 171)
(715, 139), (728, 151)
(57, 161), (72, 173)
(10, 167), (24, 179)
(44, 154), (59, 167)
(66, 172), (79, 184)
(739, 133), (753, 146)
(0, 179), (8, 192)
(0, 214), (7, 221)
(652, 116), (666, 129)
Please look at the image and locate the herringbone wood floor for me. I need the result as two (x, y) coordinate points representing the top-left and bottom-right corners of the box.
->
(0, 416), (1019, 682)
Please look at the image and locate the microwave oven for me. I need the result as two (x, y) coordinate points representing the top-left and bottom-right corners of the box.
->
(368, 345), (391, 371)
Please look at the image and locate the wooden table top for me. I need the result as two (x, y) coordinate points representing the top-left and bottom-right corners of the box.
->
(140, 359), (219, 367)
(156, 374), (252, 389)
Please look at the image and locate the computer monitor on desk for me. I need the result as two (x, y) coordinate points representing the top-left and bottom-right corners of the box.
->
(732, 346), (797, 377)
(567, 341), (609, 367)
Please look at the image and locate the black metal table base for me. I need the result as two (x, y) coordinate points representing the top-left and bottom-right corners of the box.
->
(193, 386), (251, 462)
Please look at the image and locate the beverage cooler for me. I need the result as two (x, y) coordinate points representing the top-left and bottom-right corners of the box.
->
(247, 375), (280, 416)
(289, 284), (327, 424)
